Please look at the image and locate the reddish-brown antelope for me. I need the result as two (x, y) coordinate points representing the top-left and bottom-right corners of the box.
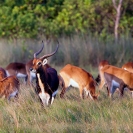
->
(99, 64), (133, 97)
(0, 75), (20, 100)
(0, 67), (20, 100)
(30, 41), (59, 106)
(59, 64), (98, 100)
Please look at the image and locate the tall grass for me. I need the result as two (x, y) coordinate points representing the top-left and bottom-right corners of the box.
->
(0, 34), (133, 69)
(0, 85), (133, 133)
(0, 35), (133, 132)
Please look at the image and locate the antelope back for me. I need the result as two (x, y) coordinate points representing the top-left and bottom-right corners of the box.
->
(122, 62), (133, 73)
(59, 64), (98, 100)
(6, 62), (26, 75)
(60, 64), (94, 87)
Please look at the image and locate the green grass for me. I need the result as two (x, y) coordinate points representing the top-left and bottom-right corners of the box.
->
(0, 35), (133, 133)
(0, 83), (133, 133)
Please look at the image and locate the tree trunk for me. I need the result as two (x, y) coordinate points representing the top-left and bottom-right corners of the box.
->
(112, 0), (123, 42)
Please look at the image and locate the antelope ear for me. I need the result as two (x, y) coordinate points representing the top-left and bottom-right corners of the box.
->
(42, 59), (48, 65)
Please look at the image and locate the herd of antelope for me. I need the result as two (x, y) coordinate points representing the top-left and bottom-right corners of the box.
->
(1, 40), (133, 107)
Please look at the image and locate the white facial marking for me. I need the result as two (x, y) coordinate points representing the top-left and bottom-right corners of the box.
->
(69, 78), (79, 88)
(42, 59), (48, 66)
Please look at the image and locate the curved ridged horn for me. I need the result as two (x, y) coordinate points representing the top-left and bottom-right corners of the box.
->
(34, 41), (44, 58)
(40, 40), (59, 60)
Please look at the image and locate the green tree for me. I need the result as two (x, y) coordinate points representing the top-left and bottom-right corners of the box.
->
(0, 0), (133, 39)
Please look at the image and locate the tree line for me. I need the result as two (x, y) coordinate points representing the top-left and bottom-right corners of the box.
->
(0, 0), (133, 40)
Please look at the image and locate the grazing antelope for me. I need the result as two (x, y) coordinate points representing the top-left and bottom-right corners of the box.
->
(59, 64), (98, 100)
(104, 72), (126, 98)
(0, 75), (20, 100)
(95, 60), (109, 83)
(99, 64), (133, 97)
(122, 62), (133, 73)
(6, 62), (27, 84)
(30, 41), (59, 106)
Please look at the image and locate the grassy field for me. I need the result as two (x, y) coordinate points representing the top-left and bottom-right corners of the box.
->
(0, 36), (133, 132)
(0, 74), (133, 133)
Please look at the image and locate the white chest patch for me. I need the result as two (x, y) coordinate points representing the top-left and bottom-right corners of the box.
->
(69, 78), (79, 88)
(37, 73), (50, 106)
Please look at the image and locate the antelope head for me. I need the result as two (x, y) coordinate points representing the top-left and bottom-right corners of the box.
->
(31, 40), (59, 73)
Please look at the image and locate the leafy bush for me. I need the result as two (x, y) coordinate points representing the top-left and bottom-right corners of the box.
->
(0, 0), (133, 39)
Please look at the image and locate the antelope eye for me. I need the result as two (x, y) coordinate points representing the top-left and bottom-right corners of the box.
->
(37, 62), (42, 66)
